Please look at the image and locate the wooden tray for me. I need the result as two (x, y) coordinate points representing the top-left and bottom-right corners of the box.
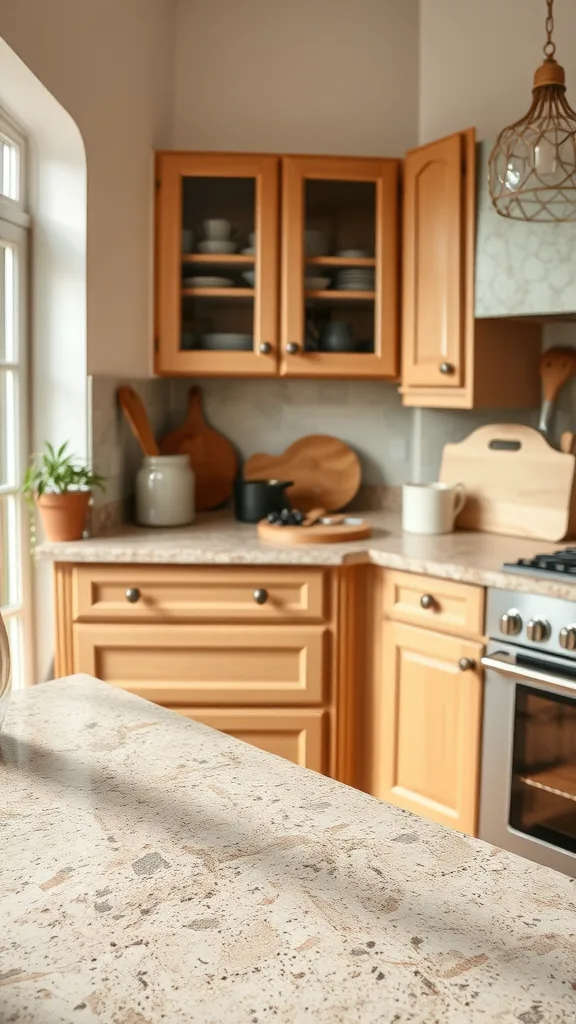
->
(258, 516), (371, 546)
(440, 424), (576, 541)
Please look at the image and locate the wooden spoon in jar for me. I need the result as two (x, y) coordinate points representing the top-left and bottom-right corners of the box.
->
(117, 386), (159, 457)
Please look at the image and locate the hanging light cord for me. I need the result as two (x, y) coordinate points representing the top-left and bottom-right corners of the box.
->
(544, 0), (556, 59)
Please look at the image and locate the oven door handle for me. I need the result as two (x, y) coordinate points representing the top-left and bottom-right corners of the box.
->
(481, 651), (576, 697)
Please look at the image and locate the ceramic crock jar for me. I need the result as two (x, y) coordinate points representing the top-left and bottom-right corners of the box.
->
(136, 454), (195, 527)
(0, 612), (11, 731)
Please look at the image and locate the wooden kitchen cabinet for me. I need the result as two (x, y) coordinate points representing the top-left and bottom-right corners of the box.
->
(400, 128), (542, 409)
(155, 150), (399, 380)
(281, 155), (399, 378)
(155, 152), (280, 377)
(173, 707), (328, 773)
(375, 620), (483, 836)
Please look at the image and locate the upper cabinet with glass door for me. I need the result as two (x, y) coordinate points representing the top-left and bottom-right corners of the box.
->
(281, 156), (399, 378)
(155, 153), (279, 376)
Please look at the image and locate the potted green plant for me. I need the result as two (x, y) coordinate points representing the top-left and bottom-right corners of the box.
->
(23, 442), (105, 542)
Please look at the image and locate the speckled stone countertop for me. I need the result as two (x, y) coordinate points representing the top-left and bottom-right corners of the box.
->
(2, 676), (576, 1023)
(37, 510), (576, 598)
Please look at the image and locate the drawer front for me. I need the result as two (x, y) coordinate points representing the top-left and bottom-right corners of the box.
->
(383, 570), (484, 639)
(72, 566), (326, 623)
(73, 623), (327, 705)
(174, 707), (328, 773)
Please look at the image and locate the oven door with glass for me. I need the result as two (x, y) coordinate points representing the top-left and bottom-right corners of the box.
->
(479, 639), (576, 877)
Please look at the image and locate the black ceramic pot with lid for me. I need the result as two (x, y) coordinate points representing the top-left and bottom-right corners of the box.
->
(233, 478), (293, 523)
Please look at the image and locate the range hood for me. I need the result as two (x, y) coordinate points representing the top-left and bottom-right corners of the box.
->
(475, 139), (576, 319)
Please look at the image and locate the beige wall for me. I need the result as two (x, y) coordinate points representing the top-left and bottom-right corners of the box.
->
(0, 0), (176, 378)
(419, 0), (576, 142)
(173, 0), (420, 155)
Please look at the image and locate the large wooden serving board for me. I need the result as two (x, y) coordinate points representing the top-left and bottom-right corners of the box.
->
(160, 386), (237, 511)
(244, 435), (361, 512)
(440, 424), (576, 541)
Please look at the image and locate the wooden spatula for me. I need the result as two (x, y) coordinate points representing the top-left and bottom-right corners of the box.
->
(538, 348), (576, 435)
(117, 386), (159, 457)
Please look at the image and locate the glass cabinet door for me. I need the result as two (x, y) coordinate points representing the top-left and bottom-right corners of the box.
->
(155, 153), (279, 376)
(281, 156), (399, 378)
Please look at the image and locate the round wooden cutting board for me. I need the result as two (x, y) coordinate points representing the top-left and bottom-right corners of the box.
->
(257, 517), (371, 546)
(244, 435), (361, 512)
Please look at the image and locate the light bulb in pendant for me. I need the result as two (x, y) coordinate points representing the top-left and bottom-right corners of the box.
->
(535, 136), (558, 176)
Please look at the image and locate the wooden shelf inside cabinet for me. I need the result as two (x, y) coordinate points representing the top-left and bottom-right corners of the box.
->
(181, 287), (255, 299)
(182, 254), (255, 265)
(306, 256), (376, 268)
(305, 289), (375, 302)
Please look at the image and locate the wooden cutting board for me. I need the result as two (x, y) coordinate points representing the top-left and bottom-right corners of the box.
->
(258, 516), (371, 545)
(244, 435), (361, 512)
(439, 424), (576, 541)
(159, 386), (238, 511)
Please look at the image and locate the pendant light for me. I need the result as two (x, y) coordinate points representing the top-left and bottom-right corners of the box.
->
(488, 0), (576, 222)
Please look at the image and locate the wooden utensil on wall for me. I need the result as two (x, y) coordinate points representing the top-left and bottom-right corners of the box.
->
(117, 386), (159, 457)
(538, 347), (576, 435)
(159, 386), (237, 510)
(244, 435), (362, 512)
(440, 423), (576, 541)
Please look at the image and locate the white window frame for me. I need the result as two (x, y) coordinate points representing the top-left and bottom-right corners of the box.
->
(0, 106), (32, 688)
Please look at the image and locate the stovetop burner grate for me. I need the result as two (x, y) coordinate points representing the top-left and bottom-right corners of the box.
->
(503, 548), (576, 577)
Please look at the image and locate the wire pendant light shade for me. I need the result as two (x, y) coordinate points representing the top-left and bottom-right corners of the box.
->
(488, 0), (576, 222)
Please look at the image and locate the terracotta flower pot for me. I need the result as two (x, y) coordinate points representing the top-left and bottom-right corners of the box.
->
(36, 491), (91, 542)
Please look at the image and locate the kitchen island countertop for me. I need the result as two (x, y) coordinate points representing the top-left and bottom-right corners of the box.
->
(2, 675), (576, 1023)
(37, 509), (576, 598)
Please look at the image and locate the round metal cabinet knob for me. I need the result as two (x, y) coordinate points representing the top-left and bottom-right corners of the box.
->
(458, 658), (476, 672)
(253, 588), (269, 605)
(560, 625), (576, 651)
(526, 618), (551, 643)
(499, 610), (522, 636)
(286, 342), (301, 355)
(439, 362), (455, 375)
(420, 593), (436, 610)
(125, 588), (141, 604)
(259, 342), (272, 355)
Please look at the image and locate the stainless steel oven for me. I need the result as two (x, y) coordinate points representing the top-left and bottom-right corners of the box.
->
(479, 589), (576, 877)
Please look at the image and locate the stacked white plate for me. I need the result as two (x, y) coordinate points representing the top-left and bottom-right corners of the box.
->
(335, 268), (375, 292)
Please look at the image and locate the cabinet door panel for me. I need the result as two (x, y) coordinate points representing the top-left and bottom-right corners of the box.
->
(403, 132), (470, 388)
(174, 707), (328, 773)
(73, 623), (327, 706)
(156, 152), (279, 377)
(376, 622), (483, 835)
(281, 155), (399, 379)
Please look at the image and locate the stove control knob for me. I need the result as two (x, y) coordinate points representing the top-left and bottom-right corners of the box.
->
(527, 618), (551, 643)
(499, 610), (522, 636)
(560, 625), (576, 651)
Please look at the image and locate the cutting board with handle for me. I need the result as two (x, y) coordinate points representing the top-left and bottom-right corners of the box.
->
(440, 424), (576, 541)
(159, 386), (238, 511)
(244, 435), (361, 512)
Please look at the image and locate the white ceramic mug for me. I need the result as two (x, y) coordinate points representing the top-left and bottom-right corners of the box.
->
(402, 482), (466, 535)
(203, 219), (231, 241)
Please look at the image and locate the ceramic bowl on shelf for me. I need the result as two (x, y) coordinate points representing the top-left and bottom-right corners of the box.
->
(336, 248), (371, 258)
(241, 246), (255, 256)
(248, 232), (256, 246)
(199, 333), (253, 351)
(242, 271), (255, 287)
(305, 276), (331, 290)
(204, 219), (232, 241)
(183, 276), (234, 288)
(197, 240), (237, 255)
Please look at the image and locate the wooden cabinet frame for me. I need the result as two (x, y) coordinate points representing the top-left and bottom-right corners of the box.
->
(281, 155), (400, 379)
(155, 152), (279, 377)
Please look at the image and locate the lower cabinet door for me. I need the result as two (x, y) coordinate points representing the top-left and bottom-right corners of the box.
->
(173, 707), (328, 773)
(376, 621), (483, 835)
